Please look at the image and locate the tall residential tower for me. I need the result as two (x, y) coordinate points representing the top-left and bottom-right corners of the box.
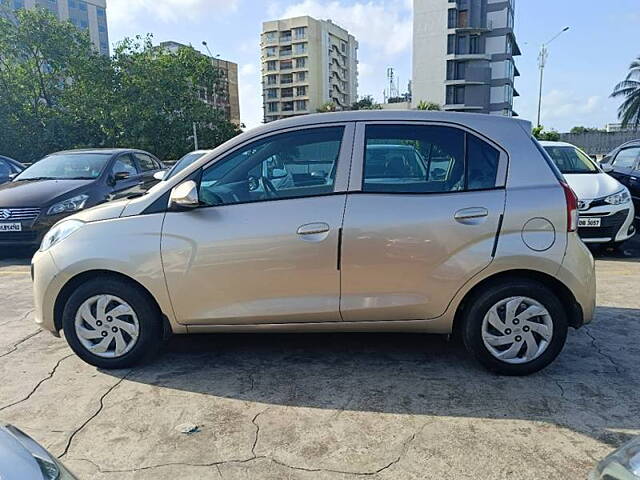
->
(261, 16), (358, 123)
(412, 0), (520, 116)
(4, 0), (109, 55)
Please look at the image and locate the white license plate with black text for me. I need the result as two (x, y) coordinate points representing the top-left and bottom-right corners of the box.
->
(0, 223), (22, 232)
(578, 218), (601, 228)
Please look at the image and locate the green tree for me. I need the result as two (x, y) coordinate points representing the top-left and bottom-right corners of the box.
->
(532, 125), (561, 141)
(569, 126), (604, 134)
(416, 100), (442, 111)
(316, 102), (338, 113)
(350, 95), (382, 110)
(611, 56), (640, 131)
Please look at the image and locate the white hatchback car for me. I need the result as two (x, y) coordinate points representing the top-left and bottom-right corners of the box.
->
(541, 141), (636, 248)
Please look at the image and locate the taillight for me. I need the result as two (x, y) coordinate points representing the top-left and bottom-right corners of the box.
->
(561, 181), (578, 232)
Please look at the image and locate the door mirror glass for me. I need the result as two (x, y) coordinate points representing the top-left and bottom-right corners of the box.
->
(9, 173), (18, 180)
(169, 180), (199, 209)
(269, 168), (288, 179)
(114, 171), (131, 181)
(601, 163), (614, 173)
(153, 170), (166, 181)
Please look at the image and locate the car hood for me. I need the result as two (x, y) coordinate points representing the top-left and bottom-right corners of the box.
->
(70, 198), (130, 223)
(0, 179), (94, 207)
(563, 173), (624, 200)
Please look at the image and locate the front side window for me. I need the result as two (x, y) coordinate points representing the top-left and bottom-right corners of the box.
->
(543, 146), (598, 174)
(199, 127), (344, 206)
(134, 153), (159, 172)
(362, 125), (501, 194)
(613, 147), (640, 169)
(112, 154), (138, 176)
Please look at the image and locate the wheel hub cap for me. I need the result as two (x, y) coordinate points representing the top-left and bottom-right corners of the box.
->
(481, 296), (553, 365)
(74, 295), (140, 359)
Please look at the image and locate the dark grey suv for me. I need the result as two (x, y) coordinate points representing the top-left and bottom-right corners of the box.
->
(0, 149), (164, 247)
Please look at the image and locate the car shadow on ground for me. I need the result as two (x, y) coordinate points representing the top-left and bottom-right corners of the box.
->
(100, 304), (640, 448)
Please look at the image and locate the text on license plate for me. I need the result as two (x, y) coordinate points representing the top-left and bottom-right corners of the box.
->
(0, 223), (22, 232)
(579, 218), (601, 227)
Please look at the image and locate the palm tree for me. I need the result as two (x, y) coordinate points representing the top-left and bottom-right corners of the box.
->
(611, 56), (640, 130)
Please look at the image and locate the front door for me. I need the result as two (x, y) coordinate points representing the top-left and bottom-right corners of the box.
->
(340, 122), (506, 322)
(161, 125), (353, 325)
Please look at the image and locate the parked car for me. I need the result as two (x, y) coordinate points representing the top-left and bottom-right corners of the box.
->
(154, 150), (213, 182)
(0, 149), (164, 248)
(601, 139), (640, 221)
(541, 141), (636, 248)
(591, 436), (640, 479)
(0, 424), (76, 479)
(31, 111), (596, 376)
(0, 155), (25, 184)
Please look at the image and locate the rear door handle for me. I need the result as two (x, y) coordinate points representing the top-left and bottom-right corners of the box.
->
(297, 222), (330, 235)
(454, 207), (489, 221)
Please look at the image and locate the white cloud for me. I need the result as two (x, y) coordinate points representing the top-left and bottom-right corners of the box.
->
(238, 62), (263, 129)
(280, 0), (413, 56)
(108, 0), (240, 25)
(541, 90), (604, 121)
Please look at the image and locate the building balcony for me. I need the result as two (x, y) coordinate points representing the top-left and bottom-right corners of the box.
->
(443, 104), (484, 111)
(444, 78), (487, 86)
(446, 53), (491, 61)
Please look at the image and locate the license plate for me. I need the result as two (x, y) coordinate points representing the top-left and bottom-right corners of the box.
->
(0, 222), (22, 232)
(579, 218), (601, 227)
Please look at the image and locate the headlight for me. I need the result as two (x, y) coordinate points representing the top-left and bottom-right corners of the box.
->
(604, 190), (631, 205)
(47, 194), (89, 216)
(40, 220), (84, 252)
(591, 436), (640, 479)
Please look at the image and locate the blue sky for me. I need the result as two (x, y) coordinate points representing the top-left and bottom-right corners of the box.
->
(106, 0), (640, 131)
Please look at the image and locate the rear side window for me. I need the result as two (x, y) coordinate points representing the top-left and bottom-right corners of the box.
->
(613, 147), (640, 169)
(362, 125), (500, 193)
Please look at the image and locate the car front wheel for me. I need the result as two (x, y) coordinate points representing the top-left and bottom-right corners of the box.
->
(461, 280), (568, 376)
(62, 277), (163, 369)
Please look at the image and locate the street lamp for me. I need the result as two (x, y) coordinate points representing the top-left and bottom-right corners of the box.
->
(536, 26), (570, 127)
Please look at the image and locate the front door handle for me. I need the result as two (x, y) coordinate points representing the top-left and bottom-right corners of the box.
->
(297, 222), (330, 235)
(454, 207), (489, 221)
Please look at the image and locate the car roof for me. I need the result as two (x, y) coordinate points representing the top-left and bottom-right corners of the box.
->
(49, 148), (153, 156)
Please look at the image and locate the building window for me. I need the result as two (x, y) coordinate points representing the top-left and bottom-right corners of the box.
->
(264, 31), (277, 43)
(293, 27), (306, 40)
(267, 102), (279, 113)
(280, 46), (292, 56)
(267, 60), (277, 71)
(295, 57), (306, 68)
(456, 35), (467, 54)
(447, 61), (465, 80)
(293, 43), (307, 55)
(97, 6), (105, 16)
(296, 86), (307, 96)
(458, 10), (468, 28)
(265, 46), (277, 57)
(78, 0), (86, 11)
(281, 87), (294, 98)
(296, 71), (306, 82)
(341, 42), (346, 53)
(280, 73), (293, 84)
(469, 35), (480, 54)
(446, 85), (465, 104)
(295, 100), (308, 111)
(447, 9), (457, 28)
(280, 60), (293, 70)
(447, 34), (455, 54)
(266, 74), (277, 85)
(98, 24), (106, 33)
(266, 88), (278, 99)
(280, 30), (292, 42)
(12, 0), (25, 8)
(80, 20), (88, 29)
(281, 101), (294, 112)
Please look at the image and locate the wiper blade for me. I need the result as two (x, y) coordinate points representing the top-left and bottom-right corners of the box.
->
(16, 177), (56, 181)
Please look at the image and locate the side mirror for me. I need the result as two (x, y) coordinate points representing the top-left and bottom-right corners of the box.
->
(601, 163), (614, 173)
(153, 170), (166, 181)
(8, 173), (18, 181)
(114, 171), (131, 181)
(169, 180), (199, 209)
(269, 168), (288, 179)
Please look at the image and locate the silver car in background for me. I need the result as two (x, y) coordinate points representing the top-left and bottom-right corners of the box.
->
(31, 111), (596, 376)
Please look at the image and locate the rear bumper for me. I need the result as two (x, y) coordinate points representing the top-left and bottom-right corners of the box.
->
(558, 233), (596, 326)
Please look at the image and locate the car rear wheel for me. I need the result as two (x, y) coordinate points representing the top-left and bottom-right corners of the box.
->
(461, 279), (568, 375)
(62, 277), (163, 369)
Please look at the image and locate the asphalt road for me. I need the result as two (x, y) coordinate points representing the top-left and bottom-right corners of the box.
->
(0, 239), (639, 479)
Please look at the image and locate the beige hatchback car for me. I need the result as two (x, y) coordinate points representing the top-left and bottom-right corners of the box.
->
(31, 111), (596, 375)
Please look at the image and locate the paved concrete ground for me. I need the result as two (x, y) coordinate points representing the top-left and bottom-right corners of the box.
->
(1, 240), (639, 480)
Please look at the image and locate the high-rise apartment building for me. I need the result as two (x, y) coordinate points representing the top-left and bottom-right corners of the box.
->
(160, 41), (240, 125)
(412, 0), (520, 116)
(261, 16), (358, 123)
(3, 0), (109, 55)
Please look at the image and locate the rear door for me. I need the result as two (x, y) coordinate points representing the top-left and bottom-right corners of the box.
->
(340, 122), (507, 322)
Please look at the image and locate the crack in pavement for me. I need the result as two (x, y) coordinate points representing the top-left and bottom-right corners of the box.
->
(583, 327), (624, 375)
(251, 408), (269, 457)
(0, 309), (35, 328)
(59, 369), (134, 459)
(0, 330), (43, 359)
(0, 354), (73, 412)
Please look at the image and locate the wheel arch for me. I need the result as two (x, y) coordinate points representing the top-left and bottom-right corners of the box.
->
(452, 269), (585, 336)
(53, 269), (172, 337)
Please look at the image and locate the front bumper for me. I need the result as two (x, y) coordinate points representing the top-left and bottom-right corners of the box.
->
(32, 249), (67, 336)
(577, 202), (635, 244)
(0, 212), (69, 247)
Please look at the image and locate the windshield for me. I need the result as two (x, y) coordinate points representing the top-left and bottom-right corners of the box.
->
(16, 153), (112, 180)
(165, 151), (208, 180)
(543, 146), (598, 174)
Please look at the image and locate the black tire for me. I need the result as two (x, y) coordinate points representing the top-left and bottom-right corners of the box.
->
(461, 279), (568, 376)
(62, 277), (163, 369)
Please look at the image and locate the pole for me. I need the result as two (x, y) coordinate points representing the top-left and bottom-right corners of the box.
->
(536, 44), (547, 128)
(192, 122), (199, 150)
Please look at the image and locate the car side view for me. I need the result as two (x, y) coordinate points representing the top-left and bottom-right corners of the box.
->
(601, 139), (640, 221)
(31, 111), (596, 376)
